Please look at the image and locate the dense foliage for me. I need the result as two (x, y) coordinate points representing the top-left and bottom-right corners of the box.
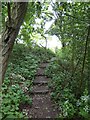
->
(1, 44), (38, 118)
(45, 56), (89, 119)
(1, 1), (90, 119)
(44, 2), (90, 119)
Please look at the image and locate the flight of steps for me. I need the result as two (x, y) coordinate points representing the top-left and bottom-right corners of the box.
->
(31, 63), (49, 94)
(28, 62), (59, 118)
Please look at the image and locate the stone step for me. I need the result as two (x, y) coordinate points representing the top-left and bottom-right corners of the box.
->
(31, 85), (49, 94)
(33, 76), (48, 85)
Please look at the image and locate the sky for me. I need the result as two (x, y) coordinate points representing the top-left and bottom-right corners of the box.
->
(34, 18), (62, 52)
(35, 34), (62, 52)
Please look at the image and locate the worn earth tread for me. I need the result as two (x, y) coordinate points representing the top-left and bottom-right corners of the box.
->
(36, 68), (45, 76)
(39, 63), (49, 68)
(28, 94), (59, 118)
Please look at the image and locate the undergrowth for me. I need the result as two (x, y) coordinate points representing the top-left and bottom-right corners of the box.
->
(0, 44), (55, 119)
(45, 58), (90, 120)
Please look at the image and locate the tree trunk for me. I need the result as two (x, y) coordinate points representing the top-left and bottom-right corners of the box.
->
(78, 25), (90, 97)
(2, 2), (28, 82)
(88, 36), (90, 115)
(0, 2), (2, 89)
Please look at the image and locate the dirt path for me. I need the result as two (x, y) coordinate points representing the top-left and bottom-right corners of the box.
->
(22, 62), (59, 118)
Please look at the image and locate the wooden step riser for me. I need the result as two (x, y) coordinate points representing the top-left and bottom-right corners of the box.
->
(30, 90), (49, 94)
(33, 81), (48, 85)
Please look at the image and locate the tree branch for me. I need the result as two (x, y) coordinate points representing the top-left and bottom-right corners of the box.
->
(7, 2), (11, 25)
(64, 12), (86, 23)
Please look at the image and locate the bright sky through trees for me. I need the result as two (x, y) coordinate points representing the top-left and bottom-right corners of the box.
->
(34, 3), (62, 52)
(18, 2), (63, 52)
